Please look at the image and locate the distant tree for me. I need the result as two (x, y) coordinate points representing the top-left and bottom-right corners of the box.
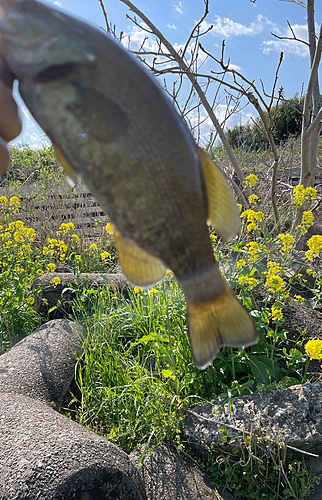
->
(226, 94), (304, 152)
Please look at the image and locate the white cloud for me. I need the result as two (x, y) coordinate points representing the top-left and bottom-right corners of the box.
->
(262, 24), (309, 58)
(174, 2), (183, 14)
(167, 24), (177, 30)
(228, 62), (242, 72)
(202, 14), (266, 38)
(54, 1), (62, 6)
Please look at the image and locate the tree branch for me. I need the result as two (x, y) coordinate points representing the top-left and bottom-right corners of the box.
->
(118, 0), (250, 192)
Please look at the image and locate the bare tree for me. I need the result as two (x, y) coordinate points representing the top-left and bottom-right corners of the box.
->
(275, 0), (322, 188)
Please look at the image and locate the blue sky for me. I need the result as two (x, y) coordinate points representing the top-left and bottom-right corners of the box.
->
(13, 0), (322, 146)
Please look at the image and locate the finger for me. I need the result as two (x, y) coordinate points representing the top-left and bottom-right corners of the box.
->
(0, 136), (10, 174)
(0, 78), (22, 141)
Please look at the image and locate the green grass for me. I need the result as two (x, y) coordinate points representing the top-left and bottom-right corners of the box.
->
(1, 142), (321, 499)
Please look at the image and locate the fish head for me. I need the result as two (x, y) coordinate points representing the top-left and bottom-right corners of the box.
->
(0, 0), (96, 80)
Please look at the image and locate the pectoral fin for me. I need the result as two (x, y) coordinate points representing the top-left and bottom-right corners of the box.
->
(114, 228), (166, 287)
(197, 147), (240, 241)
(53, 143), (79, 187)
(187, 285), (258, 370)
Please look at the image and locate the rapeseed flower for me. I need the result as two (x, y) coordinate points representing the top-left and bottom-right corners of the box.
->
(292, 185), (317, 207)
(9, 196), (20, 207)
(238, 275), (257, 289)
(272, 305), (283, 321)
(236, 259), (246, 269)
(305, 339), (322, 360)
(47, 263), (56, 272)
(90, 243), (98, 251)
(27, 297), (35, 305)
(105, 223), (114, 234)
(243, 241), (266, 262)
(277, 233), (295, 255)
(264, 261), (284, 293)
(305, 235), (322, 261)
(71, 234), (79, 243)
(134, 286), (143, 294)
(101, 251), (111, 261)
(249, 194), (260, 205)
(52, 277), (61, 287)
(75, 254), (82, 263)
(294, 295), (305, 303)
(296, 211), (315, 234)
(245, 174), (258, 188)
(240, 209), (265, 232)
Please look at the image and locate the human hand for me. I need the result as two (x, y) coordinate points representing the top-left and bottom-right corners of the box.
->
(0, 58), (22, 174)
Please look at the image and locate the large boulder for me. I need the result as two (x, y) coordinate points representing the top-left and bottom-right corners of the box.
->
(183, 383), (322, 499)
(0, 392), (146, 500)
(0, 319), (85, 408)
(32, 272), (129, 317)
(129, 442), (236, 500)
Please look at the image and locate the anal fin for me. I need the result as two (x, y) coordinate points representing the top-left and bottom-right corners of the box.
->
(114, 228), (166, 287)
(187, 285), (258, 370)
(197, 147), (240, 241)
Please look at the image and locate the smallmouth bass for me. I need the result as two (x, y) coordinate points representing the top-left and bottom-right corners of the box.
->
(0, 0), (258, 369)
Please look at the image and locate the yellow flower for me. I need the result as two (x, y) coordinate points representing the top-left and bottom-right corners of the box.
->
(27, 297), (35, 305)
(277, 233), (295, 255)
(238, 275), (257, 289)
(58, 222), (75, 235)
(243, 241), (266, 262)
(90, 243), (98, 251)
(37, 269), (44, 276)
(292, 185), (317, 207)
(60, 253), (66, 262)
(105, 223), (114, 234)
(294, 294), (305, 304)
(237, 259), (246, 269)
(101, 251), (111, 261)
(15, 220), (24, 230)
(0, 196), (8, 205)
(245, 174), (258, 188)
(52, 277), (61, 287)
(134, 286), (143, 294)
(14, 231), (24, 243)
(71, 234), (79, 243)
(149, 288), (160, 295)
(272, 305), (283, 321)
(249, 194), (260, 205)
(306, 268), (316, 277)
(265, 275), (284, 293)
(210, 234), (217, 244)
(305, 235), (322, 261)
(305, 339), (322, 360)
(43, 246), (49, 255)
(75, 254), (82, 262)
(166, 270), (173, 277)
(237, 203), (242, 212)
(9, 196), (20, 207)
(47, 263), (56, 272)
(240, 209), (265, 232)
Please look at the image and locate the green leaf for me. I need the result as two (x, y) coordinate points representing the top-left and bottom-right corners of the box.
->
(247, 355), (283, 384)
(161, 369), (174, 378)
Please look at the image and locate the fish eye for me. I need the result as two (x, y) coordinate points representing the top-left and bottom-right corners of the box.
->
(36, 63), (77, 83)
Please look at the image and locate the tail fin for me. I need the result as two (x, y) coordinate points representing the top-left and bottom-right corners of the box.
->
(187, 285), (258, 370)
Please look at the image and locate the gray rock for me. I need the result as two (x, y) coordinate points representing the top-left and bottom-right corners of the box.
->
(129, 442), (236, 500)
(0, 392), (146, 500)
(32, 272), (129, 317)
(0, 319), (85, 408)
(183, 383), (322, 457)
